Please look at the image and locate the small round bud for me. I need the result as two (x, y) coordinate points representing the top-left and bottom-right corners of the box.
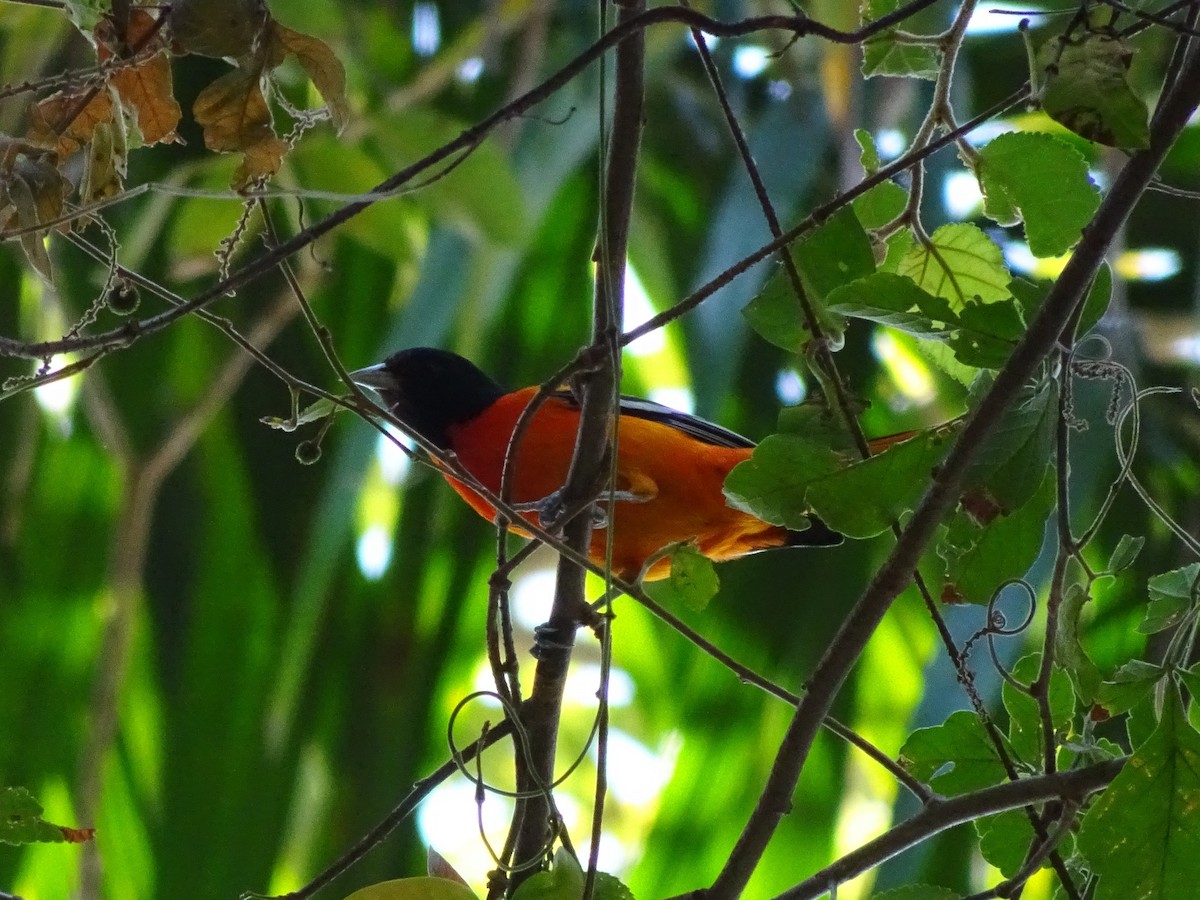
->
(106, 281), (140, 315)
(295, 440), (322, 465)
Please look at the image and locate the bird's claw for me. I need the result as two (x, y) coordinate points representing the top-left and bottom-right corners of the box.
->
(512, 487), (654, 531)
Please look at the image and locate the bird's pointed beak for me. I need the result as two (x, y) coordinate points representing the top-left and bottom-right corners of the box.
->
(348, 363), (395, 394)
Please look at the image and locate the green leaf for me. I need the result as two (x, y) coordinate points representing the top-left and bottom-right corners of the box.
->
(644, 542), (719, 611)
(776, 401), (861, 453)
(1106, 533), (1144, 575)
(805, 426), (957, 539)
(976, 810), (1040, 879)
(1039, 31), (1150, 150)
(1148, 564), (1200, 605)
(940, 472), (1055, 605)
(871, 887), (964, 900)
(1055, 583), (1102, 706)
(511, 849), (585, 900)
(898, 224), (1012, 308)
(853, 180), (909, 230)
(742, 207), (874, 352)
(0, 787), (69, 845)
(948, 297), (1025, 369)
(963, 377), (1058, 514)
(826, 272), (957, 338)
(1078, 260), (1113, 337)
(899, 710), (1007, 796)
(1141, 564), (1200, 635)
(1097, 660), (1166, 715)
(880, 226), (915, 274)
(1002, 654), (1075, 767)
(343, 877), (479, 900)
(723, 435), (843, 531)
(260, 396), (343, 432)
(1179, 665), (1200, 709)
(1078, 686), (1200, 899)
(63, 0), (108, 31)
(856, 128), (881, 173)
(1126, 691), (1159, 750)
(976, 132), (1101, 257)
(861, 0), (942, 80)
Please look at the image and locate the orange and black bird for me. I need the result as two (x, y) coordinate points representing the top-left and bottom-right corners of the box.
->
(351, 347), (852, 581)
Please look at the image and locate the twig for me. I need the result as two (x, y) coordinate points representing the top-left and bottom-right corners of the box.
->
(770, 762), (1121, 900)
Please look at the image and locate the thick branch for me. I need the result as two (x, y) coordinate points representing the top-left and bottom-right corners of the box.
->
(507, 0), (645, 882)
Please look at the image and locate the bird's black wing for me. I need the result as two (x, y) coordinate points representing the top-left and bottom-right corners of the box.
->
(551, 390), (755, 449)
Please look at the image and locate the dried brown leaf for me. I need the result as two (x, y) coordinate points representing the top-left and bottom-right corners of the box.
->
(95, 6), (167, 58)
(1, 153), (71, 281)
(111, 50), (182, 146)
(81, 121), (127, 201)
(271, 22), (349, 132)
(193, 68), (286, 188)
(28, 87), (116, 159)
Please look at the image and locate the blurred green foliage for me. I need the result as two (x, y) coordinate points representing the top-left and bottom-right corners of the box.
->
(3, 2), (1200, 900)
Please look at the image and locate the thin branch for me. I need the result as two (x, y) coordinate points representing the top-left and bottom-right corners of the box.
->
(0, 0), (945, 366)
(771, 761), (1121, 900)
(278, 721), (516, 900)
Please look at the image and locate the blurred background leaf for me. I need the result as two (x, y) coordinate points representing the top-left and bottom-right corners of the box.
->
(2, 3), (1200, 900)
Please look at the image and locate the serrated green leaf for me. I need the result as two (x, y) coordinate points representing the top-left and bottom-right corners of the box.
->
(976, 810), (1039, 879)
(856, 128), (880, 173)
(805, 426), (957, 539)
(1078, 687), (1200, 899)
(853, 180), (908, 230)
(742, 208), (873, 352)
(1179, 666), (1200, 710)
(63, 0), (107, 30)
(940, 472), (1055, 605)
(0, 787), (68, 845)
(1097, 660), (1165, 715)
(963, 376), (1058, 513)
(1141, 564), (1200, 634)
(881, 226), (915, 274)
(1003, 654), (1076, 767)
(1040, 32), (1150, 150)
(775, 401), (860, 453)
(723, 435), (843, 531)
(1140, 597), (1193, 635)
(1148, 564), (1200, 605)
(644, 542), (719, 611)
(861, 1), (943, 84)
(826, 272), (956, 337)
(948, 297), (1025, 369)
(899, 224), (1012, 308)
(977, 132), (1100, 257)
(899, 710), (1007, 796)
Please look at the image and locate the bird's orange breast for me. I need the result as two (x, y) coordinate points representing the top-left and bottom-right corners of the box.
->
(442, 388), (787, 580)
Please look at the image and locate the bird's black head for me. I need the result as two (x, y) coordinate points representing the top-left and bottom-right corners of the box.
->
(350, 348), (506, 449)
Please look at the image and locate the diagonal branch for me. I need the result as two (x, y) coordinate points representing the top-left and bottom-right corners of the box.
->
(707, 36), (1200, 900)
